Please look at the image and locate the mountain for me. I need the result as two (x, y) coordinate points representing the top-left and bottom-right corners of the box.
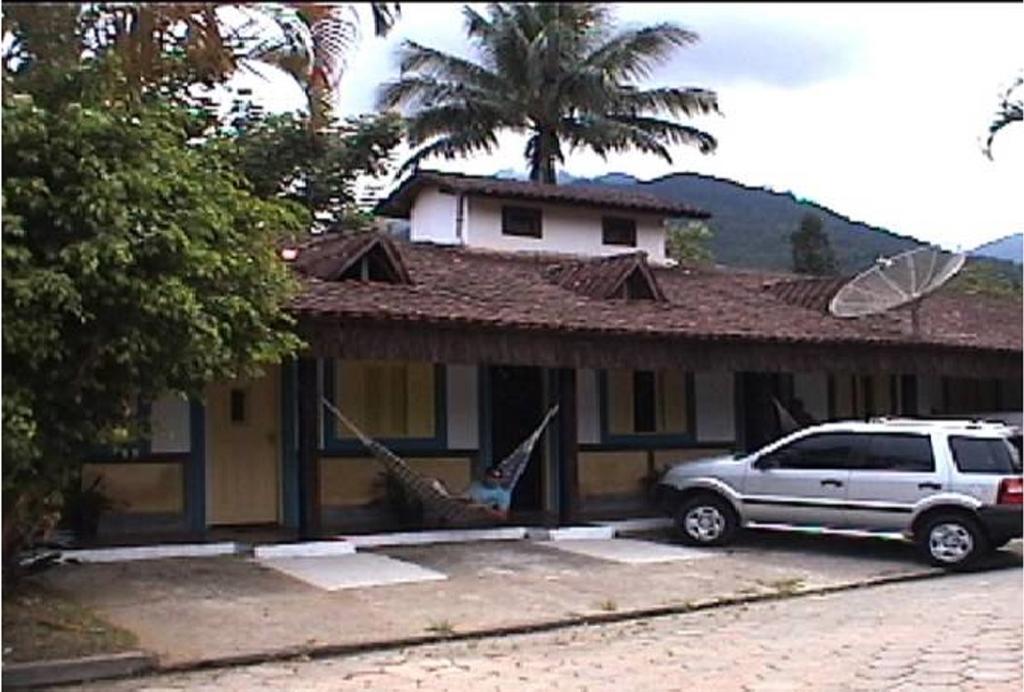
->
(972, 233), (1022, 264)
(568, 172), (923, 274)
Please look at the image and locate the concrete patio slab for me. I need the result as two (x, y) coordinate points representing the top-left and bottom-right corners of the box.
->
(257, 554), (446, 591)
(536, 538), (713, 564)
(252, 541), (355, 560)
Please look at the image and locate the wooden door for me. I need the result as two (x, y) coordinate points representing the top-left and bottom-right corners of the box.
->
(207, 368), (280, 525)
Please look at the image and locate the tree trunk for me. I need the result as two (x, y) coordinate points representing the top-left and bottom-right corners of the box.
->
(529, 128), (559, 184)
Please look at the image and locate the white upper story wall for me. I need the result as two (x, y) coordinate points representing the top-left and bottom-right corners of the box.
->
(465, 196), (668, 263)
(407, 185), (669, 262)
(409, 187), (462, 245)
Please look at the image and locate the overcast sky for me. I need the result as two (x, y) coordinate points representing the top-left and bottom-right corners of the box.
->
(230, 2), (1023, 251)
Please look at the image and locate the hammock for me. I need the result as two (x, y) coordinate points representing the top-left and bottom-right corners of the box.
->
(321, 397), (559, 526)
(772, 396), (801, 435)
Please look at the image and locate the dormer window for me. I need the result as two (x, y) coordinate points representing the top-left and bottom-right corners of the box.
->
(547, 251), (666, 302)
(610, 267), (657, 300)
(291, 233), (412, 285)
(602, 216), (637, 247)
(502, 205), (542, 238)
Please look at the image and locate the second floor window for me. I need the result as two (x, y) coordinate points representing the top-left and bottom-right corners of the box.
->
(602, 216), (637, 246)
(502, 205), (542, 238)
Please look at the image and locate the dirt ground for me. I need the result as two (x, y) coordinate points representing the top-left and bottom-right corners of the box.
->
(2, 580), (137, 663)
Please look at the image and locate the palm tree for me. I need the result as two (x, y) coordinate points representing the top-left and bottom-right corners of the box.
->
(248, 3), (400, 128)
(377, 3), (718, 183)
(4, 2), (400, 125)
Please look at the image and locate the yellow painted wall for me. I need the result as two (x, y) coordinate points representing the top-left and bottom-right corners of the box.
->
(579, 451), (649, 497)
(320, 456), (473, 506)
(83, 462), (184, 514)
(336, 360), (435, 439)
(653, 448), (731, 475)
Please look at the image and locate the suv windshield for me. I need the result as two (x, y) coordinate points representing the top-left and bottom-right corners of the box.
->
(948, 436), (1022, 474)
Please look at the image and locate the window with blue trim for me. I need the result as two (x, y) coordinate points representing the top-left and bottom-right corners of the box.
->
(325, 360), (445, 450)
(605, 369), (691, 438)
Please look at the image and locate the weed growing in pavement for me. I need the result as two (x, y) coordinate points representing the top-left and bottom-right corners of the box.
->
(426, 620), (456, 636)
(760, 577), (806, 595)
(596, 599), (618, 612)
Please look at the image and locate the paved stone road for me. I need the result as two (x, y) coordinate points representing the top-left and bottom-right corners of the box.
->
(84, 568), (1021, 692)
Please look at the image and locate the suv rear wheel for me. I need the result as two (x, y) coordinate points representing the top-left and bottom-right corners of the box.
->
(675, 493), (738, 547)
(917, 512), (988, 570)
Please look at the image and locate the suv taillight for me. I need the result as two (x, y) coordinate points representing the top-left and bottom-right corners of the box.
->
(997, 477), (1023, 505)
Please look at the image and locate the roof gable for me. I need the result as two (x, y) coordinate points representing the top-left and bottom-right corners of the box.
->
(290, 233), (412, 285)
(546, 252), (667, 302)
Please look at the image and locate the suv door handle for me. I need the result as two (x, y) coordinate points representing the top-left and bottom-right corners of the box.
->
(820, 479), (844, 488)
(918, 482), (941, 490)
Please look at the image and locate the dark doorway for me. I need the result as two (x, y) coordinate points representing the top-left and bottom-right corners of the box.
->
(738, 372), (795, 453)
(489, 365), (545, 517)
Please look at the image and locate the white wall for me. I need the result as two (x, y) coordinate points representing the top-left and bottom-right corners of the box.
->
(576, 369), (601, 444)
(694, 372), (735, 442)
(149, 393), (191, 453)
(409, 188), (462, 245)
(793, 372), (829, 421)
(446, 365), (479, 449)
(457, 196), (668, 262)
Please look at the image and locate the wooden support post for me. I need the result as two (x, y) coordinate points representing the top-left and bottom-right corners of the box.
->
(557, 368), (579, 524)
(296, 356), (321, 538)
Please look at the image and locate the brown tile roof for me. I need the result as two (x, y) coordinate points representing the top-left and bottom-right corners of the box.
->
(288, 234), (1022, 353)
(289, 233), (411, 284)
(374, 171), (710, 219)
(763, 276), (850, 312)
(545, 252), (667, 301)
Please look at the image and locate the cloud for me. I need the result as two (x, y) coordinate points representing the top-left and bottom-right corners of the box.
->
(645, 14), (864, 90)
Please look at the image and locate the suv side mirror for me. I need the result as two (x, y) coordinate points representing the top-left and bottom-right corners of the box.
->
(753, 455), (779, 471)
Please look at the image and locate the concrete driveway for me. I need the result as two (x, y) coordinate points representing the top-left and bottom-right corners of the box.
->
(32, 529), (1022, 669)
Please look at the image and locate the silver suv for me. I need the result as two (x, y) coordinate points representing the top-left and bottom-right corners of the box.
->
(657, 418), (1022, 569)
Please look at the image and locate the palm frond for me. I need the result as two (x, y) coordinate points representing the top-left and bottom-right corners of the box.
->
(370, 2), (400, 37)
(584, 23), (698, 81)
(399, 129), (503, 174)
(395, 40), (502, 90)
(615, 86), (720, 117)
(984, 75), (1023, 160)
(405, 103), (510, 147)
(607, 114), (717, 153)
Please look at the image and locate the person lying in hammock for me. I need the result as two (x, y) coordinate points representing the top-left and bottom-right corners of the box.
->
(428, 467), (511, 520)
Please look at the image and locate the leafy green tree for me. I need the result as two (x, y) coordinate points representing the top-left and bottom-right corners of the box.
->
(2, 62), (307, 563)
(665, 219), (715, 265)
(378, 2), (719, 183)
(948, 258), (1023, 299)
(790, 212), (838, 276)
(216, 106), (403, 230)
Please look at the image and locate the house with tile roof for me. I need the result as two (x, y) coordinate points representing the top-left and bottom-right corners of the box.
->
(84, 171), (1023, 539)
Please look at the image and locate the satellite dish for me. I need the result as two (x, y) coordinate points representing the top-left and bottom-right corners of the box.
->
(829, 247), (966, 325)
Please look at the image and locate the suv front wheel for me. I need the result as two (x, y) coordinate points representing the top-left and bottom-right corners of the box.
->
(675, 493), (738, 547)
(917, 512), (989, 570)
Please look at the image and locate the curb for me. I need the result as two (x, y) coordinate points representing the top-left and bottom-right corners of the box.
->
(2, 651), (155, 688)
(152, 568), (943, 677)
